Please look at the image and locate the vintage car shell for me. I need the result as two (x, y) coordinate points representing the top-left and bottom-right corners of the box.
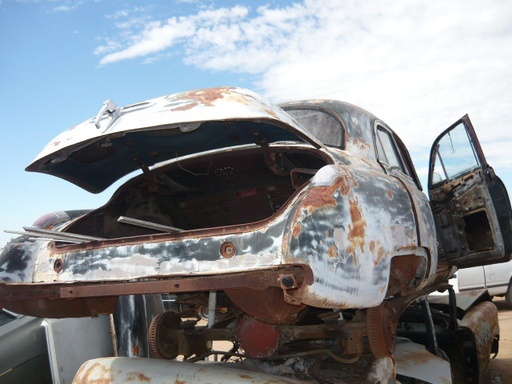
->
(1, 87), (511, 384)
(1, 88), (439, 314)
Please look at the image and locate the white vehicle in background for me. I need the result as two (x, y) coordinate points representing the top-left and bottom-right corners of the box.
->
(457, 260), (512, 308)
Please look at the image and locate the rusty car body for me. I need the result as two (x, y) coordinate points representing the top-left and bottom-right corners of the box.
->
(1, 87), (511, 383)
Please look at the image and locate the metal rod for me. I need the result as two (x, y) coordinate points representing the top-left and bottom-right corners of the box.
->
(4, 227), (104, 243)
(23, 226), (105, 242)
(207, 291), (217, 329)
(4, 230), (82, 243)
(117, 216), (183, 233)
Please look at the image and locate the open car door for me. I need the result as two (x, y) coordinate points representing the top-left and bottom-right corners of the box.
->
(429, 115), (512, 268)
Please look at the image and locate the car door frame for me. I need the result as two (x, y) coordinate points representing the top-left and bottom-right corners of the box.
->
(428, 114), (512, 268)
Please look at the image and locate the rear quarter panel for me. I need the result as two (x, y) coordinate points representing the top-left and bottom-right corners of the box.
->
(282, 161), (427, 308)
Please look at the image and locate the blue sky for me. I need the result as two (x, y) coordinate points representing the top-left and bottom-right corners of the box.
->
(1, 0), (511, 248)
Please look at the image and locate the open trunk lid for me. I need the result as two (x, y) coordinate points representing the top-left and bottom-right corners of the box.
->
(27, 87), (323, 193)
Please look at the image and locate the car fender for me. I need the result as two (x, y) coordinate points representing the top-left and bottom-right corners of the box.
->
(282, 164), (428, 308)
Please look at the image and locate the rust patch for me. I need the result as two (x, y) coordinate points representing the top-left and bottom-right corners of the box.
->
(346, 198), (366, 266)
(126, 371), (151, 382)
(328, 244), (339, 259)
(73, 361), (111, 384)
(300, 184), (339, 214)
(338, 177), (351, 195)
(337, 171), (359, 196)
(170, 102), (197, 112)
(387, 256), (425, 296)
(386, 189), (393, 200)
(367, 303), (397, 358)
(290, 185), (339, 238)
(225, 286), (305, 324)
(352, 137), (372, 150)
(172, 87), (236, 111)
(292, 222), (302, 237)
(370, 241), (387, 265)
(377, 246), (386, 264)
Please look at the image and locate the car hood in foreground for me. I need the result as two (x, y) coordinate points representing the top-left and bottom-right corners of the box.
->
(27, 87), (323, 193)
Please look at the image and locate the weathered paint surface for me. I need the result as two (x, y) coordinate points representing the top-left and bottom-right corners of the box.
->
(283, 164), (429, 308)
(394, 338), (452, 384)
(72, 357), (305, 384)
(27, 87), (324, 193)
(39, 86), (310, 155)
(40, 217), (288, 282)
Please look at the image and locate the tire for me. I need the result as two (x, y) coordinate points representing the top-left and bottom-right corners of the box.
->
(505, 279), (512, 309)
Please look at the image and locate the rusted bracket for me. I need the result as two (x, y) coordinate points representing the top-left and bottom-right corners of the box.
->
(0, 266), (313, 303)
(277, 273), (303, 306)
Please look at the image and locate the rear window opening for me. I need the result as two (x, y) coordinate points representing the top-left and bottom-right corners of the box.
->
(283, 108), (344, 147)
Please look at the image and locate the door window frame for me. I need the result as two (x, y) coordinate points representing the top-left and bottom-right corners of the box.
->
(374, 122), (422, 190)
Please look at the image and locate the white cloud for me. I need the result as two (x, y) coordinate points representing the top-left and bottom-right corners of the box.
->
(46, 0), (82, 13)
(96, 5), (250, 66)
(95, 0), (512, 175)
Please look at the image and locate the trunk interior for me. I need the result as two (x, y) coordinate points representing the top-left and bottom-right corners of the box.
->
(65, 146), (331, 238)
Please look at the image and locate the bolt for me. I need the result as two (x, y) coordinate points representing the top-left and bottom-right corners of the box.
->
(53, 258), (64, 273)
(220, 242), (237, 258)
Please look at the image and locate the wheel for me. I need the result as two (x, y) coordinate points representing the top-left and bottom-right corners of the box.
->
(198, 306), (209, 320)
(148, 312), (181, 359)
(504, 279), (512, 309)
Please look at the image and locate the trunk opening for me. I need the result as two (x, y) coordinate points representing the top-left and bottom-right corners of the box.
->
(65, 146), (330, 238)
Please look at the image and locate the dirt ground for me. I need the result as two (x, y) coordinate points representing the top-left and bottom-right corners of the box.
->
(489, 297), (512, 383)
